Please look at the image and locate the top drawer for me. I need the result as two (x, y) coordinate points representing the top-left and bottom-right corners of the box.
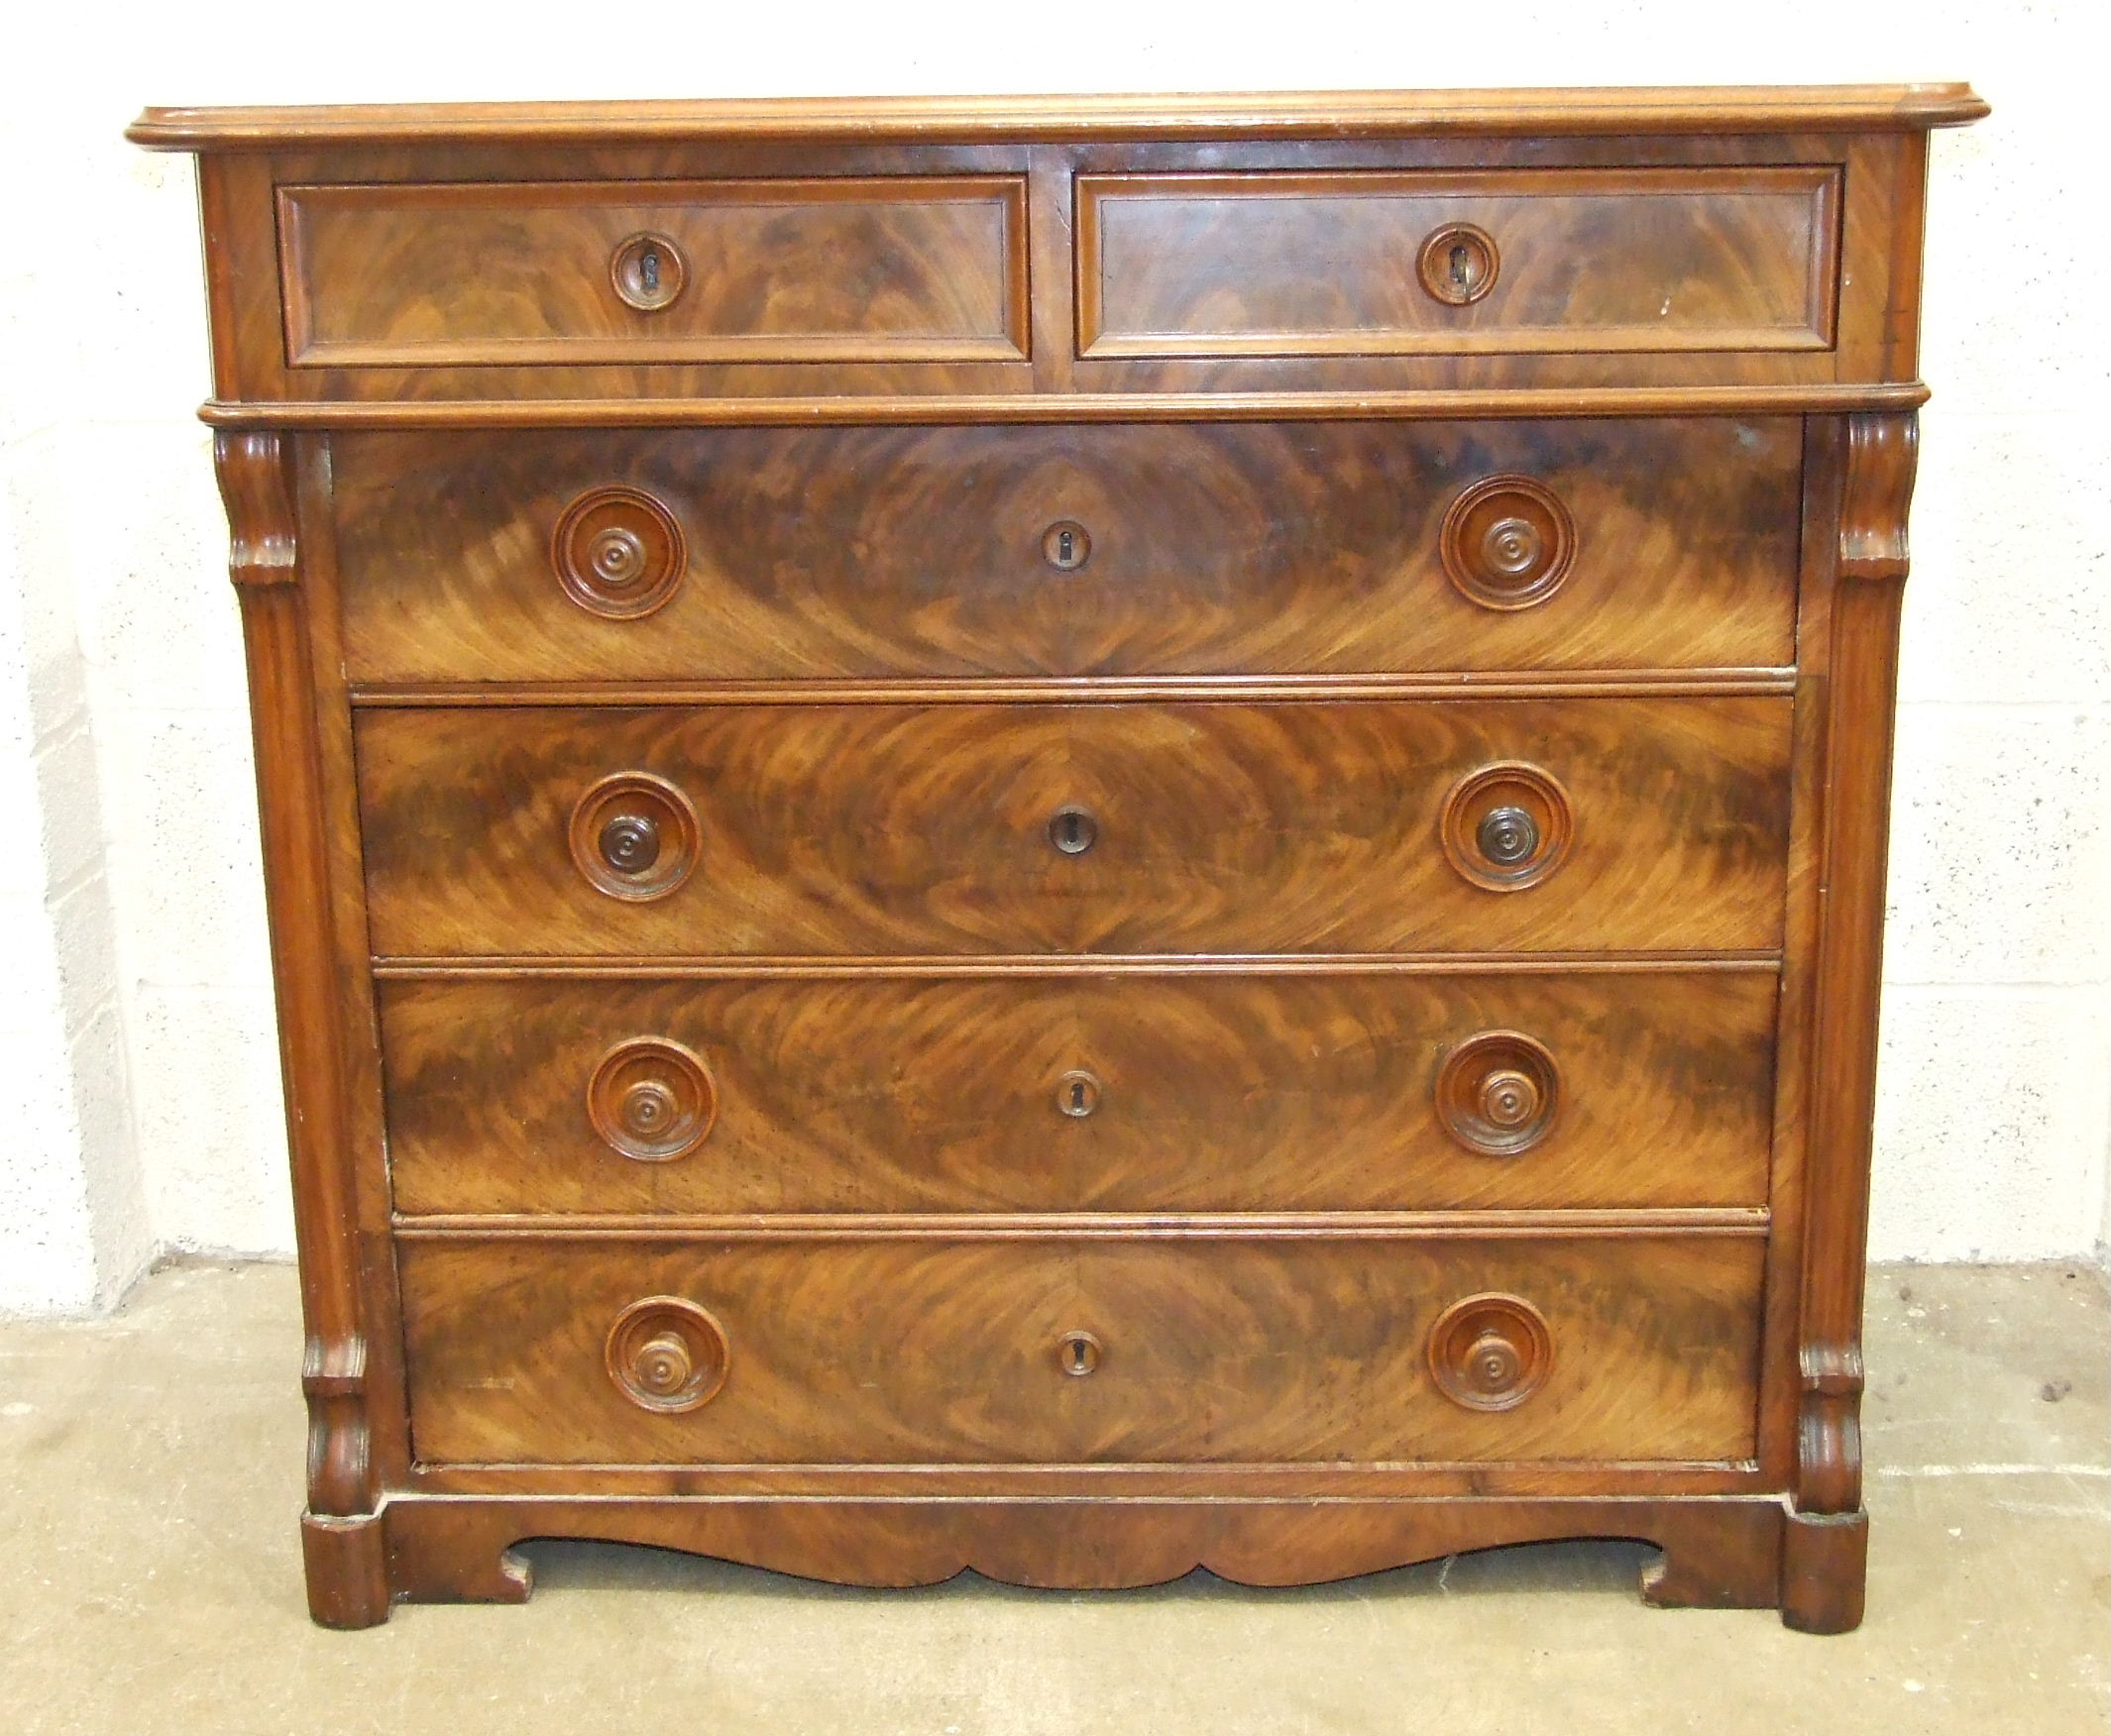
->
(1079, 167), (1840, 361)
(277, 177), (1031, 369)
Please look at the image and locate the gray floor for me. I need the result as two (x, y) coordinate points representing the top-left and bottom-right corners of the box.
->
(1, 1260), (2104, 1734)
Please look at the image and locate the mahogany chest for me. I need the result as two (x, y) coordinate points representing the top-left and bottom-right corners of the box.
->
(130, 84), (1986, 1631)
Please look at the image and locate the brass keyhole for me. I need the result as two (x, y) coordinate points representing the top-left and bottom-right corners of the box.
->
(1056, 1069), (1102, 1118)
(1049, 806), (1098, 855)
(1056, 1330), (1102, 1376)
(639, 247), (660, 295)
(1450, 242), (1472, 289)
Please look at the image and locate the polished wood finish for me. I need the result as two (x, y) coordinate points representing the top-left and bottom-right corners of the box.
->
(140, 85), (1980, 1631)
(353, 697), (1792, 957)
(379, 970), (1778, 1215)
(1076, 168), (1838, 359)
(331, 419), (1802, 682)
(280, 176), (1029, 369)
(397, 1235), (1763, 1465)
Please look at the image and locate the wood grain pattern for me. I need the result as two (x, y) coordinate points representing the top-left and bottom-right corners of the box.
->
(138, 86), (1980, 1628)
(398, 1234), (1764, 1465)
(354, 697), (1792, 958)
(379, 969), (1778, 1215)
(1078, 168), (1838, 358)
(378, 1491), (1791, 1607)
(279, 177), (1029, 368)
(331, 418), (1802, 682)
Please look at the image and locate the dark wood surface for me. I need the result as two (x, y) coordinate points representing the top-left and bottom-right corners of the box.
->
(143, 84), (1978, 1629)
(331, 418), (1801, 681)
(380, 968), (1779, 1215)
(353, 697), (1793, 958)
(397, 1234), (1764, 1465)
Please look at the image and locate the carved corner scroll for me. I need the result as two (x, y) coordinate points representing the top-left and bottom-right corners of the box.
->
(1794, 408), (1919, 1521)
(214, 429), (377, 1532)
(214, 429), (301, 588)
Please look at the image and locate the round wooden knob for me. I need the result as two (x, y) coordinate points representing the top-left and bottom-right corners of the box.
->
(1435, 1031), (1560, 1156)
(611, 231), (687, 312)
(1417, 222), (1499, 306)
(569, 772), (700, 901)
(1440, 763), (1572, 892)
(606, 1297), (728, 1413)
(587, 1037), (718, 1162)
(1440, 476), (1576, 610)
(551, 486), (687, 619)
(1427, 1293), (1552, 1412)
(1056, 1330), (1103, 1376)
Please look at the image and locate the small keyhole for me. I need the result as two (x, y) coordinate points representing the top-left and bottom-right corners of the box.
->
(1056, 1069), (1101, 1118)
(1049, 806), (1098, 856)
(1056, 1330), (1102, 1376)
(1450, 242), (1472, 289)
(640, 248), (660, 294)
(1070, 1341), (1088, 1371)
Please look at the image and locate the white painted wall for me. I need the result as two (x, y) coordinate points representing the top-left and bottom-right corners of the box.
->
(2, 2), (2107, 1311)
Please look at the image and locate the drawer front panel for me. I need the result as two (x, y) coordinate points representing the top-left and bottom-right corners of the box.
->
(400, 1236), (1764, 1465)
(278, 177), (1030, 368)
(356, 698), (1793, 958)
(1079, 167), (1838, 360)
(383, 971), (1778, 1215)
(333, 419), (1801, 682)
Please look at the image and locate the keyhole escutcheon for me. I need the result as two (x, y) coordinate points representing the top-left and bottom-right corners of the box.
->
(1042, 520), (1091, 572)
(1049, 806), (1099, 856)
(1056, 1330), (1103, 1376)
(1056, 1069), (1102, 1118)
(1417, 222), (1499, 307)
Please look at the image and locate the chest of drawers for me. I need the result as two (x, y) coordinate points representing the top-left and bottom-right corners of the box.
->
(130, 83), (1986, 1632)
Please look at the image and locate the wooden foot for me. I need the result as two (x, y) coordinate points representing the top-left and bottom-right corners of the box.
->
(301, 1511), (391, 1629)
(1779, 1508), (1868, 1634)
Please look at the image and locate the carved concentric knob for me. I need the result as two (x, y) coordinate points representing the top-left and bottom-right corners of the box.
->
(1440, 476), (1577, 610)
(1435, 1031), (1560, 1156)
(1440, 762), (1573, 891)
(606, 1297), (728, 1413)
(568, 772), (700, 901)
(551, 486), (687, 619)
(1427, 1293), (1553, 1412)
(588, 1037), (718, 1162)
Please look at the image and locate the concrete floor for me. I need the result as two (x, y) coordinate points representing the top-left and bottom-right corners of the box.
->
(0, 1262), (2103, 1735)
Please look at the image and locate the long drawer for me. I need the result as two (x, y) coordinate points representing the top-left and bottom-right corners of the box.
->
(330, 419), (1802, 682)
(398, 1235), (1765, 1465)
(355, 697), (1793, 958)
(381, 970), (1778, 1215)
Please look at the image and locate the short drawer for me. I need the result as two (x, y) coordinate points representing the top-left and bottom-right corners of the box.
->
(278, 176), (1030, 369)
(1078, 167), (1839, 360)
(332, 419), (1802, 683)
(353, 697), (1794, 958)
(398, 1235), (1764, 1465)
(381, 970), (1778, 1215)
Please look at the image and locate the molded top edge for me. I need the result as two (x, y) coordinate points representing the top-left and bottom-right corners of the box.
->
(127, 84), (1990, 151)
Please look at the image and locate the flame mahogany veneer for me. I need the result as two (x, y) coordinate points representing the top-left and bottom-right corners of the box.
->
(131, 83), (1985, 1633)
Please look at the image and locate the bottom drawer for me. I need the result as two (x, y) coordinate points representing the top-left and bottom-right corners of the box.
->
(399, 1236), (1763, 1466)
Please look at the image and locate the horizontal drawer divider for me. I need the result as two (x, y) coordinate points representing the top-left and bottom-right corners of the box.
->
(371, 949), (1783, 980)
(391, 1208), (1772, 1241)
(195, 380), (1931, 429)
(350, 670), (1799, 708)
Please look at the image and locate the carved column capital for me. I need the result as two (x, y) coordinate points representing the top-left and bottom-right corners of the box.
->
(213, 429), (301, 589)
(1838, 409), (1919, 586)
